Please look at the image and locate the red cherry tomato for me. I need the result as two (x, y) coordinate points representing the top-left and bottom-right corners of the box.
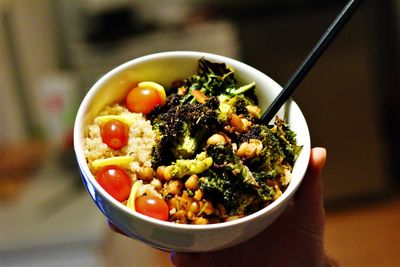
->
(126, 86), (163, 114)
(96, 165), (132, 202)
(135, 196), (169, 221)
(101, 119), (129, 149)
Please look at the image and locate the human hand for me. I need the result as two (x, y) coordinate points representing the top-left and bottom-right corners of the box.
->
(170, 147), (331, 267)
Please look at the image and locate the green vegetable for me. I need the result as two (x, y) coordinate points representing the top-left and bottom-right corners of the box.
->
(198, 118), (301, 216)
(180, 58), (256, 104)
(201, 143), (265, 215)
(218, 94), (256, 122)
(150, 58), (259, 166)
(240, 118), (302, 172)
(170, 152), (213, 179)
(150, 96), (220, 165)
(147, 58), (302, 220)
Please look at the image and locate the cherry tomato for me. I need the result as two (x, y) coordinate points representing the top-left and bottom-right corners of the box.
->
(135, 196), (169, 221)
(126, 86), (163, 114)
(96, 165), (132, 202)
(101, 119), (129, 150)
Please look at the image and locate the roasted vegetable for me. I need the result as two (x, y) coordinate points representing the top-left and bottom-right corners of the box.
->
(179, 58), (257, 104)
(239, 118), (302, 172)
(252, 171), (277, 201)
(218, 94), (257, 122)
(200, 143), (263, 215)
(199, 119), (301, 216)
(170, 152), (213, 179)
(199, 167), (264, 216)
(150, 95), (220, 166)
(148, 58), (301, 221)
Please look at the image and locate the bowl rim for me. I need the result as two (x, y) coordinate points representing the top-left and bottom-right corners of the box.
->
(74, 51), (311, 231)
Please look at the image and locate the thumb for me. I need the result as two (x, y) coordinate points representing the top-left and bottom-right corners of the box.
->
(294, 147), (327, 224)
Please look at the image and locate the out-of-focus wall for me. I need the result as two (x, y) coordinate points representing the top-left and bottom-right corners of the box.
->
(2, 0), (242, 144)
(0, 6), (26, 143)
(1, 0), (60, 140)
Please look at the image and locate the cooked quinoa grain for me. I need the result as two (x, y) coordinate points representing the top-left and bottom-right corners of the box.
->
(84, 104), (156, 179)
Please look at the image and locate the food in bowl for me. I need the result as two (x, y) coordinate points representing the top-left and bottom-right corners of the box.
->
(84, 58), (302, 224)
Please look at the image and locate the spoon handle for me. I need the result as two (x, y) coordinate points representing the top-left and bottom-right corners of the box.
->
(260, 0), (364, 124)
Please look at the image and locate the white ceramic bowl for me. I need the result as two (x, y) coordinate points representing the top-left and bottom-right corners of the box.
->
(74, 51), (311, 252)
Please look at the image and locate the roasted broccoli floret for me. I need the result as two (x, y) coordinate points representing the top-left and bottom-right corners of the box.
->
(175, 126), (202, 159)
(170, 152), (213, 179)
(218, 94), (258, 122)
(150, 95), (221, 166)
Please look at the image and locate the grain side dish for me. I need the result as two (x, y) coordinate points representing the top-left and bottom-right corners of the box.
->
(84, 59), (302, 224)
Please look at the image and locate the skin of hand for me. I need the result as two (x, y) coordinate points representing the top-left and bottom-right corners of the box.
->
(170, 147), (329, 267)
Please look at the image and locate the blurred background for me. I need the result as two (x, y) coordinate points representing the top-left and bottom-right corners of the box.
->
(1, 0), (399, 266)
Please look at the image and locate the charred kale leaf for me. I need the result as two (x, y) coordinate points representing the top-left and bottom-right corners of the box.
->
(180, 58), (256, 104)
(240, 118), (302, 171)
(200, 144), (274, 215)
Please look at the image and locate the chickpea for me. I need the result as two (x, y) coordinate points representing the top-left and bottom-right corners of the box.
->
(200, 200), (214, 215)
(240, 118), (252, 132)
(246, 105), (261, 117)
(230, 113), (244, 132)
(166, 180), (183, 195)
(193, 217), (209, 225)
(187, 211), (194, 219)
(237, 142), (256, 159)
(138, 167), (154, 181)
(237, 139), (263, 159)
(163, 166), (174, 181)
(194, 189), (203, 201)
(185, 175), (199, 191)
(206, 134), (226, 146)
(150, 178), (163, 191)
(187, 202), (200, 220)
(188, 201), (200, 214)
(156, 166), (166, 181)
(250, 139), (263, 153)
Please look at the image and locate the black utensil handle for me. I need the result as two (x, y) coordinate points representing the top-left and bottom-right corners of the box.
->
(260, 0), (364, 124)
